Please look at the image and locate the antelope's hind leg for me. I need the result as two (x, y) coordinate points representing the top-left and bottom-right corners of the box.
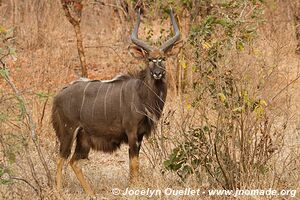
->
(69, 129), (95, 197)
(56, 127), (76, 191)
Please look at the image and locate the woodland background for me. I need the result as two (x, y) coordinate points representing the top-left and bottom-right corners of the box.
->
(1, 0), (300, 199)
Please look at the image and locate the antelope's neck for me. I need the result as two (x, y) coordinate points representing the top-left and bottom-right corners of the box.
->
(140, 78), (167, 120)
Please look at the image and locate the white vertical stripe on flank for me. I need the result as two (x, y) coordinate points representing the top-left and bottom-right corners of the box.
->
(104, 84), (112, 120)
(80, 82), (91, 120)
(92, 83), (103, 120)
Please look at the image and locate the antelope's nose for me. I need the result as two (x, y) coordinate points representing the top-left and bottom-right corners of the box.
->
(153, 71), (163, 80)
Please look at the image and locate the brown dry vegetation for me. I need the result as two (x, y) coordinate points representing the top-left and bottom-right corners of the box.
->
(0, 0), (300, 199)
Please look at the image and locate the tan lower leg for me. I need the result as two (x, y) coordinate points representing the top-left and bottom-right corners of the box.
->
(70, 156), (94, 197)
(56, 157), (65, 191)
(129, 156), (139, 182)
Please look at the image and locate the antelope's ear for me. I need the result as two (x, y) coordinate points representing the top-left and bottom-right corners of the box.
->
(164, 40), (183, 56)
(128, 45), (148, 59)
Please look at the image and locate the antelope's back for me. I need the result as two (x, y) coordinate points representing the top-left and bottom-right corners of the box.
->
(52, 78), (145, 135)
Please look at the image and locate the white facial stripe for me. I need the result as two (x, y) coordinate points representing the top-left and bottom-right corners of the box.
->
(151, 59), (163, 63)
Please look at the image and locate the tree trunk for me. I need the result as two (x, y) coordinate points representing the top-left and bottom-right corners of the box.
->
(61, 1), (88, 77)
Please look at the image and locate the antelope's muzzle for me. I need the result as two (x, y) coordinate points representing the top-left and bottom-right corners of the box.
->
(153, 71), (163, 80)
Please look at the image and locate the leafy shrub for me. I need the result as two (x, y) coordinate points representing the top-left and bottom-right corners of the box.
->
(162, 0), (284, 189)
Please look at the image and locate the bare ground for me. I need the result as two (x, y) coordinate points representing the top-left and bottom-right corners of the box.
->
(1, 1), (300, 199)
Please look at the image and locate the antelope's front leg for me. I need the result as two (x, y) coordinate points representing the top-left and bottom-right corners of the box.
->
(128, 134), (142, 183)
(56, 156), (66, 191)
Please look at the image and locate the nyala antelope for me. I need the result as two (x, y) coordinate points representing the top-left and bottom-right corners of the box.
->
(52, 9), (180, 197)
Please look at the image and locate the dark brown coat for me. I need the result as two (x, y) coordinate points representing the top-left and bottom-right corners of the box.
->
(52, 69), (166, 160)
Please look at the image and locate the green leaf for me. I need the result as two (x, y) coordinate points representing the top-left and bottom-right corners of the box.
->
(253, 99), (267, 117)
(0, 179), (12, 185)
(9, 47), (17, 61)
(0, 113), (8, 122)
(6, 150), (16, 164)
(0, 68), (9, 77)
(0, 167), (4, 177)
(36, 91), (50, 99)
(163, 160), (171, 169)
(6, 28), (14, 37)
(17, 101), (26, 119)
(233, 106), (244, 113)
(192, 65), (198, 72)
(172, 163), (182, 171)
(236, 39), (245, 51)
(0, 26), (6, 34)
(215, 18), (231, 28)
(218, 92), (227, 103)
(9, 47), (16, 56)
(0, 167), (13, 185)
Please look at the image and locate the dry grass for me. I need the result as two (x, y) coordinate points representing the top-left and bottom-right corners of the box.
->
(1, 0), (300, 199)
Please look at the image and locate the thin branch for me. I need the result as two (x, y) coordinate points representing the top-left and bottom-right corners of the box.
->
(10, 176), (39, 195)
(0, 52), (10, 62)
(214, 141), (231, 189)
(38, 97), (49, 132)
(0, 63), (53, 188)
(204, 151), (224, 187)
(61, 3), (80, 26)
(271, 74), (300, 101)
(92, 0), (128, 18)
